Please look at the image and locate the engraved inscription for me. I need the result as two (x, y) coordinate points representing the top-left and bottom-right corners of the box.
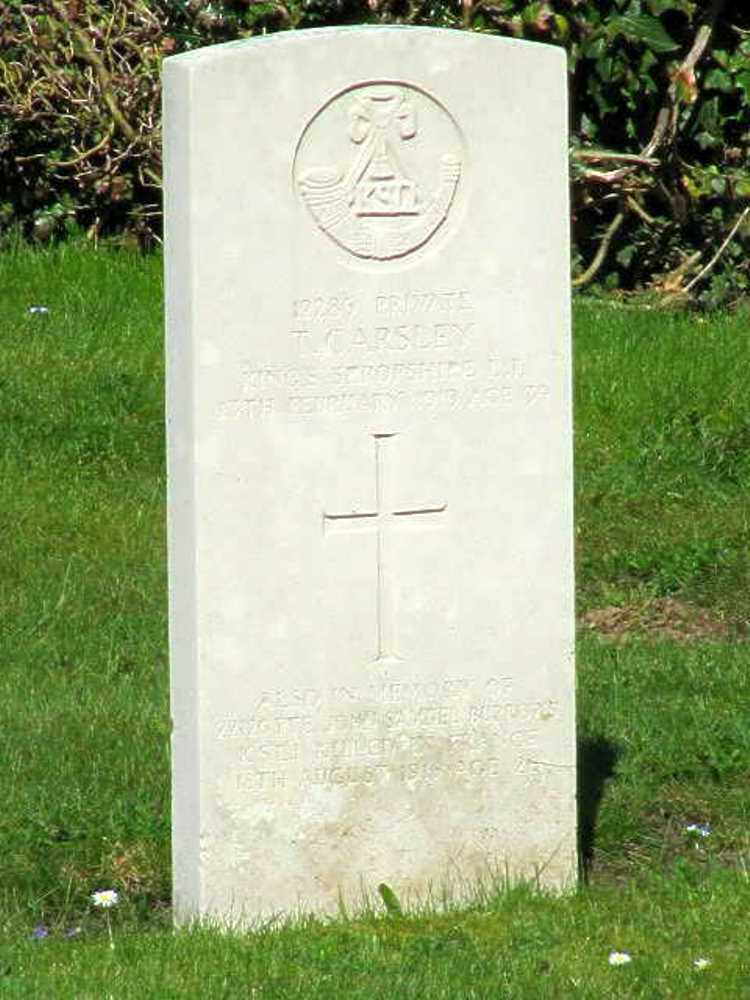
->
(215, 676), (568, 795)
(294, 83), (463, 260)
(324, 433), (446, 663)
(214, 286), (560, 422)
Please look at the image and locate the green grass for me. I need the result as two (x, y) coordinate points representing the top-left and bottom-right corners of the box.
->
(0, 244), (170, 928)
(3, 875), (750, 997)
(575, 301), (750, 626)
(1, 244), (749, 996)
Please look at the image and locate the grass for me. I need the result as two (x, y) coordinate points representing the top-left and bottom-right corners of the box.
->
(1, 242), (749, 996)
(3, 875), (750, 997)
(574, 300), (750, 628)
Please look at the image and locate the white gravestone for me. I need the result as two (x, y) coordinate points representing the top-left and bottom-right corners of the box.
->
(164, 26), (576, 925)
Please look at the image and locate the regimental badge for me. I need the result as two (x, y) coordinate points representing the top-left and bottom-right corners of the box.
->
(294, 83), (464, 261)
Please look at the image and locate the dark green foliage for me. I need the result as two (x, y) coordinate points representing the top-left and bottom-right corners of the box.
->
(0, 2), (748, 303)
(562, 0), (749, 306)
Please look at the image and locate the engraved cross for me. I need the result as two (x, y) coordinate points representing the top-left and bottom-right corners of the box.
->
(323, 433), (447, 664)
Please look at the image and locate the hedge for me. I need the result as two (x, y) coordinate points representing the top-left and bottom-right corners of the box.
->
(1, 0), (748, 305)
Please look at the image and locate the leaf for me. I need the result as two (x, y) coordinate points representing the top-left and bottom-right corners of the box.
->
(554, 14), (569, 39)
(580, 113), (598, 140)
(647, 0), (696, 13)
(704, 68), (733, 93)
(608, 14), (679, 53)
(377, 882), (402, 916)
(735, 71), (750, 101)
(583, 35), (606, 60)
(640, 49), (658, 73)
(712, 49), (730, 68)
(698, 96), (720, 129)
(694, 131), (720, 151)
(596, 54), (625, 84)
(674, 68), (698, 104)
(682, 174), (700, 199)
(616, 244), (636, 267)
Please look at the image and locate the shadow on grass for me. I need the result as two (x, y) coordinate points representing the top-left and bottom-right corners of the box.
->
(578, 735), (621, 880)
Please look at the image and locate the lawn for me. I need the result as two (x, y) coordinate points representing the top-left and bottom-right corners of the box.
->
(1, 243), (748, 997)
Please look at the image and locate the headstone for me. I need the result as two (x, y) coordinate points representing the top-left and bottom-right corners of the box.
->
(164, 26), (576, 926)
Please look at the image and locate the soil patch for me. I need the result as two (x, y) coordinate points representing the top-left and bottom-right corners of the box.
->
(580, 598), (734, 642)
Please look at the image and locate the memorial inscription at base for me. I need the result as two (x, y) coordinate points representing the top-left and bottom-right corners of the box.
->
(164, 26), (576, 925)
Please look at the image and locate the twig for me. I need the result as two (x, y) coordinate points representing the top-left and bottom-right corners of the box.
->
(583, 166), (643, 185)
(626, 196), (657, 226)
(573, 149), (660, 167)
(573, 210), (626, 288)
(682, 206), (750, 294)
(656, 250), (702, 294)
(49, 124), (114, 168)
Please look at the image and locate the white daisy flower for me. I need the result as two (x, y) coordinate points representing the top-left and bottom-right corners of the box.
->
(608, 951), (632, 966)
(91, 889), (119, 909)
(685, 823), (711, 837)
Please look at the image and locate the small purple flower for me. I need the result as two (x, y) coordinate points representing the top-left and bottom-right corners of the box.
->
(31, 925), (49, 940)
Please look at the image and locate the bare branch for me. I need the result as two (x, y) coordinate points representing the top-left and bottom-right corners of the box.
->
(655, 251), (702, 295)
(49, 124), (114, 169)
(573, 150), (660, 168)
(683, 207), (750, 294)
(573, 210), (626, 288)
(626, 196), (657, 227)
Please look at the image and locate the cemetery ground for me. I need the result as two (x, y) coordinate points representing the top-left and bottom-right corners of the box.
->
(1, 243), (749, 998)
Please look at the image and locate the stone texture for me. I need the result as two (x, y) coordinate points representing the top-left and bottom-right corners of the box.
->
(164, 26), (576, 925)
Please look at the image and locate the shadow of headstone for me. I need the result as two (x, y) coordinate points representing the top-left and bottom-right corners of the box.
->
(577, 735), (621, 879)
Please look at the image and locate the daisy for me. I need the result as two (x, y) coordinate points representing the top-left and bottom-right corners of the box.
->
(608, 951), (632, 966)
(91, 889), (119, 909)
